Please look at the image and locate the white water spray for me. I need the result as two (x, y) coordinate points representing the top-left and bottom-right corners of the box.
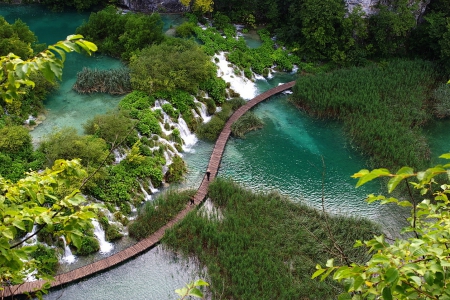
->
(214, 52), (258, 100)
(92, 219), (114, 254)
(60, 236), (76, 264)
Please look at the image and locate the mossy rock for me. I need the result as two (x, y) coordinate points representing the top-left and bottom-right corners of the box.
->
(106, 224), (124, 241)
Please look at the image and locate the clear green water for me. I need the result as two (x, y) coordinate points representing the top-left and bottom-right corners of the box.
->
(0, 4), (125, 144)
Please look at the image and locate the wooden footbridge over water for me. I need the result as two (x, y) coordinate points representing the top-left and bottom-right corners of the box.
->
(2, 81), (295, 298)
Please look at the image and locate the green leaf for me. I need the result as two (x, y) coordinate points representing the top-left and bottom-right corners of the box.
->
(188, 287), (204, 298)
(193, 279), (209, 286)
(175, 287), (188, 296)
(70, 233), (82, 250)
(382, 286), (393, 300)
(424, 271), (434, 286)
(2, 228), (14, 239)
(312, 267), (326, 279)
(355, 169), (390, 188)
(12, 219), (26, 231)
(385, 268), (399, 284)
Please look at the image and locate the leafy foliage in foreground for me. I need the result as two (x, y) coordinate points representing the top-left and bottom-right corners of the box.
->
(292, 59), (438, 169)
(314, 153), (450, 299)
(163, 178), (380, 299)
(0, 160), (99, 287)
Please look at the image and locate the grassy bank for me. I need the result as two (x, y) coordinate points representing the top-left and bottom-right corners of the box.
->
(292, 59), (439, 169)
(163, 178), (380, 299)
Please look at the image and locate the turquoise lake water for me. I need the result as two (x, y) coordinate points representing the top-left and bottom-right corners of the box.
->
(2, 3), (449, 299)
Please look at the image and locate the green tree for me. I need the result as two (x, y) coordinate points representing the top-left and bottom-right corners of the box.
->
(76, 6), (164, 61)
(180, 0), (214, 13)
(129, 38), (215, 94)
(0, 159), (99, 289)
(0, 34), (97, 104)
(314, 154), (450, 299)
(0, 16), (36, 59)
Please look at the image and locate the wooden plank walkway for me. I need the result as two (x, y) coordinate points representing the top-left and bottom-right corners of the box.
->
(2, 81), (296, 298)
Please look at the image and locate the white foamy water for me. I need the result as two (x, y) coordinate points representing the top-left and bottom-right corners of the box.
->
(60, 236), (76, 264)
(92, 219), (114, 254)
(214, 52), (258, 100)
(196, 100), (211, 123)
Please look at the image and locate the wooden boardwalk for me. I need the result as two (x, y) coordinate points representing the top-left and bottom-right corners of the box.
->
(2, 81), (295, 298)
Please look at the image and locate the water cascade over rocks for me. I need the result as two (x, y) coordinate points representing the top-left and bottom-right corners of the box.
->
(214, 52), (258, 100)
(92, 219), (114, 254)
(60, 236), (76, 264)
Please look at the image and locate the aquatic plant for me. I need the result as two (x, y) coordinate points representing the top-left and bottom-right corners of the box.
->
(73, 67), (131, 95)
(163, 178), (380, 299)
(292, 59), (438, 169)
(231, 111), (264, 138)
(128, 189), (195, 240)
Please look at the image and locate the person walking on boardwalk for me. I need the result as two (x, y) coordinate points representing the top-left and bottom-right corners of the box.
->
(206, 169), (211, 181)
(189, 196), (195, 205)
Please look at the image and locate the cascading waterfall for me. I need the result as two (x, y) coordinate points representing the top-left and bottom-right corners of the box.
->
(177, 116), (197, 152)
(113, 149), (127, 164)
(139, 182), (153, 201)
(214, 51), (258, 100)
(24, 224), (38, 245)
(148, 179), (159, 194)
(92, 219), (114, 254)
(60, 236), (76, 264)
(195, 100), (211, 123)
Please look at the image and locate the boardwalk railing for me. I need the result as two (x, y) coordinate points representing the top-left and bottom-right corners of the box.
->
(2, 81), (296, 298)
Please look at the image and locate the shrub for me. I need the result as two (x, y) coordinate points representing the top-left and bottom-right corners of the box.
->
(39, 127), (110, 168)
(128, 189), (195, 240)
(165, 155), (187, 183)
(30, 244), (58, 277)
(83, 111), (137, 146)
(130, 38), (216, 94)
(196, 116), (225, 141)
(231, 112), (264, 138)
(175, 21), (196, 38)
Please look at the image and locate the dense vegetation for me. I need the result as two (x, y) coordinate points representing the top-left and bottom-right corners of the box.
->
(130, 38), (216, 94)
(292, 60), (439, 169)
(163, 178), (380, 299)
(76, 6), (165, 61)
(211, 0), (450, 70)
(73, 67), (131, 95)
(128, 189), (195, 240)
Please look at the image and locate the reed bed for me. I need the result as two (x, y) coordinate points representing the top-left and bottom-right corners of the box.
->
(163, 178), (379, 299)
(128, 189), (195, 240)
(292, 59), (437, 169)
(231, 111), (264, 138)
(73, 67), (132, 95)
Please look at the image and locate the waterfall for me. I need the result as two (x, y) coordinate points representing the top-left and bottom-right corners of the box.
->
(148, 180), (159, 194)
(113, 149), (126, 164)
(139, 182), (153, 201)
(177, 116), (197, 151)
(24, 224), (38, 245)
(214, 52), (257, 100)
(92, 219), (114, 254)
(60, 236), (76, 264)
(196, 101), (211, 123)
